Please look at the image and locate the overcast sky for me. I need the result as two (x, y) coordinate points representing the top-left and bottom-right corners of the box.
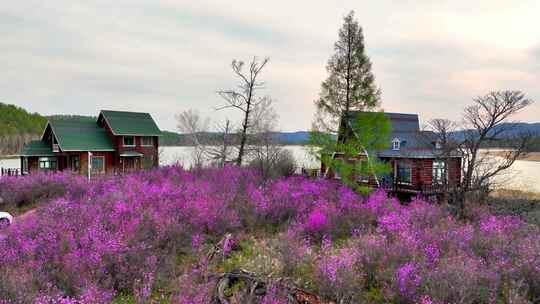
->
(1, 1), (539, 132)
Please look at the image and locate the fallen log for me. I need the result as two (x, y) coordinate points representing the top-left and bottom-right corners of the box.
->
(210, 269), (330, 304)
(197, 235), (330, 304)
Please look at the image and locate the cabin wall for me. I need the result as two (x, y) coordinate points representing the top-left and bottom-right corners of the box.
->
(418, 159), (433, 186)
(118, 136), (159, 168)
(411, 158), (462, 186)
(100, 117), (160, 168)
(80, 151), (116, 176)
(449, 158), (462, 184)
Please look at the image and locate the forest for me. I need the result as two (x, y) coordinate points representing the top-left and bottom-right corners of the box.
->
(0, 103), (47, 156)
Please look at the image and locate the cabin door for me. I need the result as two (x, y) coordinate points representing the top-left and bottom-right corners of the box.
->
(68, 155), (80, 172)
(123, 158), (134, 172)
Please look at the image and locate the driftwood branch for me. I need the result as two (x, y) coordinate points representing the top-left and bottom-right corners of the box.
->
(194, 235), (330, 304)
(210, 269), (329, 304)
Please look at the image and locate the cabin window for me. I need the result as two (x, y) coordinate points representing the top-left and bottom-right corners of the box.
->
(397, 162), (412, 184)
(38, 157), (57, 170)
(91, 156), (105, 174)
(123, 136), (135, 147)
(22, 157), (29, 174)
(433, 160), (447, 184)
(392, 138), (401, 151)
(141, 136), (153, 147)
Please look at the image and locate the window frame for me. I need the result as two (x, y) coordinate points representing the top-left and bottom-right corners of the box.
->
(397, 161), (412, 185)
(432, 160), (448, 185)
(141, 136), (153, 147)
(91, 155), (105, 174)
(38, 157), (57, 170)
(123, 136), (135, 147)
(392, 138), (401, 151)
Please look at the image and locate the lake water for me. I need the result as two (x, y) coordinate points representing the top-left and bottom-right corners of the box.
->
(160, 145), (319, 169)
(0, 158), (20, 170)
(2, 146), (540, 192)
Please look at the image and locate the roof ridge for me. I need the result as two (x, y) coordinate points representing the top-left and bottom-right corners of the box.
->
(100, 109), (151, 115)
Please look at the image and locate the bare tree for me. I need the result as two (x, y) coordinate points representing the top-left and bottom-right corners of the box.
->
(460, 91), (533, 201)
(175, 109), (210, 168)
(248, 98), (296, 179)
(217, 57), (270, 166)
(205, 119), (234, 167)
(424, 119), (460, 185)
(429, 91), (534, 214)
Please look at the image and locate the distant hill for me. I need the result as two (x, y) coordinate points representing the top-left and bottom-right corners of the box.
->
(450, 123), (540, 150)
(0, 103), (47, 155)
(452, 123), (540, 140)
(274, 131), (311, 145)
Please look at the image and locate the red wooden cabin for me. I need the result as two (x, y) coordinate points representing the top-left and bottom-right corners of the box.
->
(323, 112), (462, 198)
(19, 110), (162, 177)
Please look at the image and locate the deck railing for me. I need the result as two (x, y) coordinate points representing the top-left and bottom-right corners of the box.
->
(0, 168), (21, 177)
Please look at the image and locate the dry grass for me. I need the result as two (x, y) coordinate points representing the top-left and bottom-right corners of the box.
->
(491, 151), (540, 162)
(491, 188), (540, 200)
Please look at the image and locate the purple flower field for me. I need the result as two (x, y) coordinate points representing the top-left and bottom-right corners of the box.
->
(0, 166), (539, 303)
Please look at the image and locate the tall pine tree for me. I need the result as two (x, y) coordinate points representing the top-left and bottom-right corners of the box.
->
(313, 10), (381, 134)
(310, 11), (389, 193)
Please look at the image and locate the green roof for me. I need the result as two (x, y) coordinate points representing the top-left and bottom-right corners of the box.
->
(49, 119), (115, 151)
(99, 110), (162, 136)
(20, 140), (55, 156)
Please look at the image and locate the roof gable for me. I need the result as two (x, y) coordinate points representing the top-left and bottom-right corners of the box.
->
(98, 110), (162, 136)
(47, 119), (115, 151)
(347, 111), (419, 132)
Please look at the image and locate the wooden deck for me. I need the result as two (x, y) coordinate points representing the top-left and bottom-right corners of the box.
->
(378, 183), (460, 195)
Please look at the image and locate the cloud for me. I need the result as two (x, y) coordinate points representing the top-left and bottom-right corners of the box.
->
(1, 1), (539, 131)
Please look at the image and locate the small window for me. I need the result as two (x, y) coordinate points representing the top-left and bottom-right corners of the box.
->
(91, 156), (105, 174)
(392, 138), (401, 151)
(123, 136), (135, 147)
(39, 157), (57, 170)
(435, 140), (442, 149)
(141, 136), (153, 147)
(397, 162), (412, 184)
(433, 160), (447, 184)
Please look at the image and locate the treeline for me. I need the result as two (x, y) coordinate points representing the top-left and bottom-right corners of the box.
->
(160, 131), (313, 146)
(0, 103), (47, 155)
(46, 114), (96, 122)
(479, 137), (540, 151)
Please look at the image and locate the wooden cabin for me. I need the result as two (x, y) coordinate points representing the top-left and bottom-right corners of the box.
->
(19, 110), (162, 176)
(323, 112), (462, 198)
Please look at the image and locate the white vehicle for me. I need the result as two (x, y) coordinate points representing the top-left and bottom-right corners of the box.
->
(0, 212), (13, 229)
